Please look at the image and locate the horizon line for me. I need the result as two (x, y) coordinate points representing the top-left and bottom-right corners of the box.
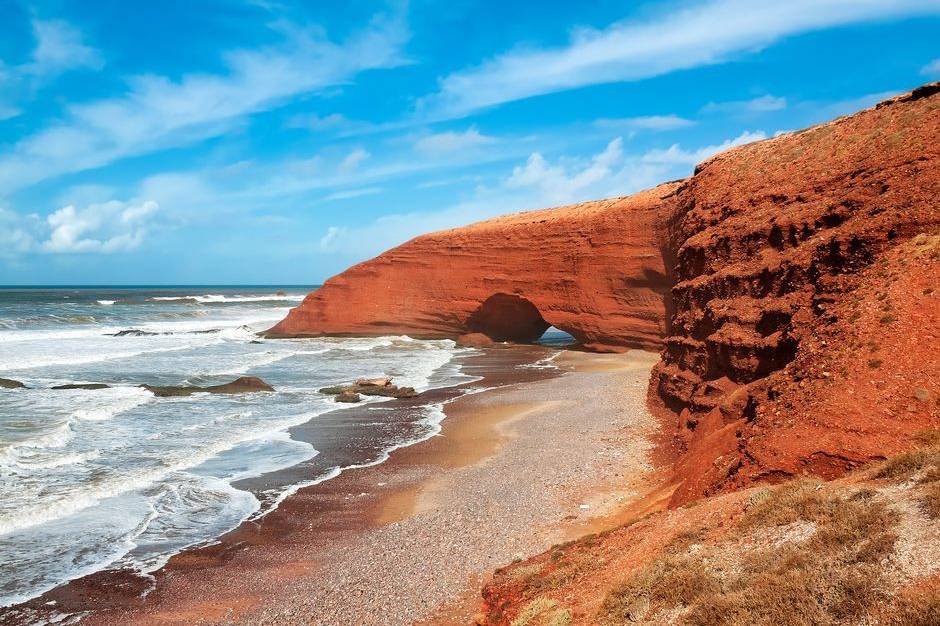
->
(0, 284), (322, 289)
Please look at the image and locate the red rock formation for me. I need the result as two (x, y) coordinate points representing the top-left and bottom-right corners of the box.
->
(268, 186), (680, 351)
(655, 83), (940, 502)
(273, 83), (939, 503)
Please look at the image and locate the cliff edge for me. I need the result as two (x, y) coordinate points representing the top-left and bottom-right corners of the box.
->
(656, 82), (939, 502)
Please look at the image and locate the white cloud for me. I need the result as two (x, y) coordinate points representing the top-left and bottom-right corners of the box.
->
(506, 137), (628, 204)
(920, 58), (940, 75)
(642, 130), (767, 165)
(340, 148), (371, 171)
(41, 200), (159, 253)
(319, 226), (345, 252)
(0, 13), (409, 191)
(0, 19), (102, 122)
(0, 209), (39, 257)
(413, 127), (496, 154)
(422, 0), (940, 117)
(27, 19), (103, 75)
(312, 128), (784, 259)
(313, 144), (673, 258)
(702, 94), (787, 114)
(593, 115), (694, 131)
(324, 187), (383, 201)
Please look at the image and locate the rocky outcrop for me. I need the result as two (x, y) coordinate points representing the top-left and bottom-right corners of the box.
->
(456, 333), (497, 348)
(335, 391), (362, 403)
(654, 82), (940, 502)
(0, 377), (26, 389)
(319, 377), (419, 399)
(142, 376), (274, 397)
(52, 383), (110, 390)
(267, 185), (680, 352)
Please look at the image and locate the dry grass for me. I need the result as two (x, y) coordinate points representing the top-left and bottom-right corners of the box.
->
(875, 449), (934, 480)
(510, 597), (556, 626)
(870, 584), (940, 626)
(504, 435), (940, 626)
(874, 431), (940, 482)
(509, 596), (572, 626)
(597, 480), (900, 626)
(920, 481), (940, 519)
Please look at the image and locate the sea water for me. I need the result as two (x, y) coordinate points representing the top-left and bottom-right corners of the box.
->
(0, 287), (477, 607)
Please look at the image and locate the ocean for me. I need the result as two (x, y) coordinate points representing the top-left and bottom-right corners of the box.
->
(0, 286), (485, 608)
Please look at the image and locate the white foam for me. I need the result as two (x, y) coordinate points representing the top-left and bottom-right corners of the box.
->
(0, 294), (480, 608)
(10, 449), (101, 470)
(96, 300), (115, 306)
(202, 347), (329, 376)
(71, 387), (154, 421)
(0, 343), (197, 371)
(12, 422), (73, 451)
(150, 294), (304, 304)
(518, 350), (563, 370)
(0, 407), (328, 537)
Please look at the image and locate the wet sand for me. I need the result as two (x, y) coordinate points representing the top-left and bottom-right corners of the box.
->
(7, 346), (662, 626)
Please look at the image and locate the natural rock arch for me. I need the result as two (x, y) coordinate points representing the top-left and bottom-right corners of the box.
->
(465, 294), (550, 343)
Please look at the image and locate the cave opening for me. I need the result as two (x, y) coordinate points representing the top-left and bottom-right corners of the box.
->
(466, 293), (556, 343)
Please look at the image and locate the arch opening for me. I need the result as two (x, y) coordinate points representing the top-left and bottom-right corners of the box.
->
(466, 293), (551, 343)
(537, 326), (577, 347)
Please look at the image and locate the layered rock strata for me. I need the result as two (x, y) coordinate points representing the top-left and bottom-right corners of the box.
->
(267, 185), (680, 352)
(655, 83), (940, 501)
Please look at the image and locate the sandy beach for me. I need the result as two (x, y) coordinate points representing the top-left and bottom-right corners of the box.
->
(14, 347), (662, 626)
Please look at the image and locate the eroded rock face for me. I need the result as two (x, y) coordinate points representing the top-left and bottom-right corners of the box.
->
(267, 185), (680, 351)
(655, 83), (940, 503)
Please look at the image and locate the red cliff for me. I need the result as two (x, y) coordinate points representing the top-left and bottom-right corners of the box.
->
(268, 185), (680, 351)
(272, 83), (939, 501)
(656, 83), (940, 502)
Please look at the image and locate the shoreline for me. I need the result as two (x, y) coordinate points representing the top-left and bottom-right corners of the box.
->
(7, 345), (663, 625)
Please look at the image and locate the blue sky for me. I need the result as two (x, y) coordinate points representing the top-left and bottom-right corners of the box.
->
(1, 0), (938, 285)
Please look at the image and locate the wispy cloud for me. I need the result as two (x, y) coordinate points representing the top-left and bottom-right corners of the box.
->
(413, 127), (496, 154)
(319, 225), (345, 252)
(314, 139), (677, 258)
(285, 112), (351, 131)
(340, 148), (371, 171)
(421, 0), (940, 117)
(921, 58), (940, 75)
(323, 186), (383, 201)
(0, 13), (409, 192)
(593, 114), (694, 131)
(0, 18), (102, 121)
(27, 19), (104, 76)
(0, 208), (40, 258)
(642, 130), (767, 164)
(702, 94), (787, 114)
(805, 90), (901, 119)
